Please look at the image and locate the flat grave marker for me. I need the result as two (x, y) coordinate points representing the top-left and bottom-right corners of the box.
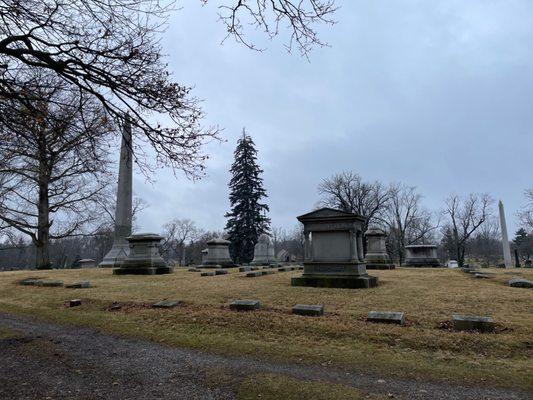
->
(230, 300), (261, 311)
(292, 304), (324, 316)
(452, 315), (495, 332)
(367, 311), (405, 325)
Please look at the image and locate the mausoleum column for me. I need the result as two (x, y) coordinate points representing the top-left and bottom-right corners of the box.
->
(304, 230), (311, 261)
(357, 231), (364, 262)
(350, 229), (358, 261)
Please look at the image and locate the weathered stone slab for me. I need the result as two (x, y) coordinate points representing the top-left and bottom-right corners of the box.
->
(239, 266), (251, 272)
(65, 281), (91, 289)
(38, 280), (64, 287)
(69, 299), (82, 307)
(508, 278), (533, 288)
(474, 273), (494, 279)
(250, 266), (261, 271)
(367, 311), (405, 325)
(19, 278), (43, 286)
(230, 300), (260, 311)
(246, 271), (263, 278)
(187, 268), (200, 272)
(261, 270), (276, 275)
(292, 304), (324, 316)
(215, 269), (228, 275)
(201, 271), (215, 277)
(152, 300), (182, 308)
(452, 315), (495, 332)
(278, 267), (291, 272)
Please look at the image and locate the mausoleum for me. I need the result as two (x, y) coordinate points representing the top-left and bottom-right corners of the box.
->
(404, 244), (440, 267)
(291, 208), (378, 289)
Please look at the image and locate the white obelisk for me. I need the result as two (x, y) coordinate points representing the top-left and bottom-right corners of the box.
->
(99, 115), (133, 267)
(498, 200), (513, 269)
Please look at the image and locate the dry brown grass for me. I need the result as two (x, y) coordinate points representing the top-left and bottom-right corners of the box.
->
(0, 267), (532, 389)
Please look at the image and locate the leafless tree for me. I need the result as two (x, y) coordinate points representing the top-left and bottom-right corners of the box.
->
(518, 188), (533, 231)
(0, 77), (113, 269)
(97, 194), (149, 232)
(380, 184), (438, 265)
(442, 193), (493, 268)
(318, 171), (392, 235)
(161, 218), (199, 265)
(1, 0), (336, 175)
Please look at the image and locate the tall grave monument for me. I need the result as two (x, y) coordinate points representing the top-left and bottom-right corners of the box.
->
(291, 208), (378, 289)
(100, 116), (133, 267)
(498, 200), (513, 269)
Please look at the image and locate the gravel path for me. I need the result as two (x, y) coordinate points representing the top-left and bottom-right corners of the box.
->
(0, 312), (530, 400)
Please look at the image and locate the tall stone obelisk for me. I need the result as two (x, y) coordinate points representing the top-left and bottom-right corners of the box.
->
(498, 200), (513, 269)
(99, 115), (133, 267)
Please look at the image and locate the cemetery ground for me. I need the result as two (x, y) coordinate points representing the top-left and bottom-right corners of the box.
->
(0, 268), (532, 399)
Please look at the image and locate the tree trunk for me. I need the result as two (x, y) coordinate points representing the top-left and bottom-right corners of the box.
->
(36, 150), (51, 270)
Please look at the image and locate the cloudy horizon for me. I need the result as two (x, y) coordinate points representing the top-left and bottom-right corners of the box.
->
(132, 0), (532, 236)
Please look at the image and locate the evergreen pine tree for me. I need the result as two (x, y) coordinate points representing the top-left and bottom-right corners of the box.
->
(225, 129), (270, 263)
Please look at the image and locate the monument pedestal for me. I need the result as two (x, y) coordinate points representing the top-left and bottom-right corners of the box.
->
(364, 228), (395, 270)
(113, 234), (173, 275)
(200, 238), (238, 268)
(291, 262), (378, 288)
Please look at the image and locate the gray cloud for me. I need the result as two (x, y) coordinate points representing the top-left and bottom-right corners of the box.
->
(135, 0), (533, 236)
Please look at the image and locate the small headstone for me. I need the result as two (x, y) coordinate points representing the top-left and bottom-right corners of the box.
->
(246, 271), (263, 278)
(367, 311), (405, 325)
(452, 315), (495, 332)
(188, 268), (200, 272)
(261, 270), (276, 275)
(229, 300), (260, 311)
(201, 271), (215, 277)
(38, 280), (64, 287)
(65, 281), (91, 289)
(278, 266), (291, 272)
(508, 278), (533, 288)
(292, 304), (324, 316)
(239, 266), (251, 273)
(250, 266), (261, 271)
(69, 299), (82, 307)
(152, 300), (182, 308)
(215, 269), (228, 275)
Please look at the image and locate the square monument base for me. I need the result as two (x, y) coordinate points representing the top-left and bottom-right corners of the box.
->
(113, 266), (173, 275)
(291, 274), (378, 289)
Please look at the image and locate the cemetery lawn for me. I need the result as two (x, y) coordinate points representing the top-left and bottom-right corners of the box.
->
(0, 267), (532, 391)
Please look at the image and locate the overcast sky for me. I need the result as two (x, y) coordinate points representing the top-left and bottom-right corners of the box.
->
(134, 0), (533, 236)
